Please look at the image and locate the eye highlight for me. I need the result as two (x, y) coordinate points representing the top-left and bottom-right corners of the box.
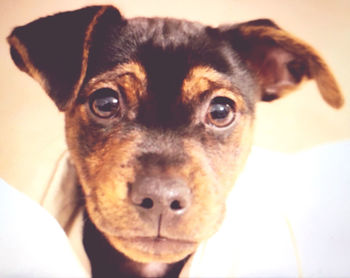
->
(206, 96), (236, 128)
(89, 88), (120, 119)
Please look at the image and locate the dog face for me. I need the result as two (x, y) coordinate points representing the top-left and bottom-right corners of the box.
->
(8, 5), (343, 264)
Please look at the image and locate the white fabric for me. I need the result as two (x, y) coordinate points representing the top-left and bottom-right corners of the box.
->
(0, 179), (88, 278)
(188, 141), (350, 277)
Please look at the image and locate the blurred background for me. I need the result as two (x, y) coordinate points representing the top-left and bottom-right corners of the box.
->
(0, 0), (349, 201)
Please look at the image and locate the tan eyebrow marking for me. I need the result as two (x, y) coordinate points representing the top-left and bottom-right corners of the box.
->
(85, 61), (147, 104)
(114, 62), (147, 104)
(114, 62), (147, 87)
(113, 62), (148, 101)
(181, 66), (233, 103)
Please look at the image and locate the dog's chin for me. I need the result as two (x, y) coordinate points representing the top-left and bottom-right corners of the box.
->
(105, 233), (198, 263)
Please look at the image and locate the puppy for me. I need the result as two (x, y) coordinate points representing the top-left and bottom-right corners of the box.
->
(8, 5), (343, 278)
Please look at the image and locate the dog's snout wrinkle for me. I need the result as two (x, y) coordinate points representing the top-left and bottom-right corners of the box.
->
(137, 153), (187, 172)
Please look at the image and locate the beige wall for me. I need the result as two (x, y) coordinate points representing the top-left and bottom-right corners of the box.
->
(1, 0), (349, 201)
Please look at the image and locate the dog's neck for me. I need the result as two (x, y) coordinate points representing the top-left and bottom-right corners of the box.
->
(83, 213), (188, 278)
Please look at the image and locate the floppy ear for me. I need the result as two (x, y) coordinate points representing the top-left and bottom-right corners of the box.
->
(7, 5), (123, 111)
(220, 19), (344, 108)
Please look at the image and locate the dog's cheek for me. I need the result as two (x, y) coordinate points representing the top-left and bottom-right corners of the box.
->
(83, 138), (158, 237)
(215, 123), (255, 196)
(64, 109), (148, 234)
(178, 151), (227, 241)
(211, 110), (255, 191)
(180, 114), (255, 240)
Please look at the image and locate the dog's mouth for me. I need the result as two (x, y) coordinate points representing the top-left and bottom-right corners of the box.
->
(106, 234), (198, 263)
(119, 235), (197, 253)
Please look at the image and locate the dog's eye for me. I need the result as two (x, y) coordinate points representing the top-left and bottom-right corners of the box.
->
(206, 97), (236, 128)
(89, 88), (120, 119)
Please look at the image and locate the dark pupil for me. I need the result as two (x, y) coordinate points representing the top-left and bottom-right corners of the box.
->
(210, 103), (230, 119)
(94, 97), (118, 113)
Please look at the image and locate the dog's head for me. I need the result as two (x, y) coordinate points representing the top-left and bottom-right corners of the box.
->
(8, 5), (343, 264)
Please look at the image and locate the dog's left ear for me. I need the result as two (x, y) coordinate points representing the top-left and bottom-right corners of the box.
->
(7, 5), (123, 111)
(220, 19), (344, 108)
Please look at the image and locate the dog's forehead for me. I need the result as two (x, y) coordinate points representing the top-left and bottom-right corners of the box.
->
(87, 17), (231, 75)
(128, 17), (206, 49)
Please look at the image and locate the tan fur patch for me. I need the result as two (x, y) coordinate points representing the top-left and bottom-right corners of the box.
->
(181, 66), (234, 103)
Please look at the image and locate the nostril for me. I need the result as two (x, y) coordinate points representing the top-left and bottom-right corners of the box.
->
(140, 197), (154, 209)
(170, 200), (183, 211)
(131, 177), (191, 215)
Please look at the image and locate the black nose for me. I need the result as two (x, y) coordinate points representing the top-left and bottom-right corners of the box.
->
(130, 176), (191, 217)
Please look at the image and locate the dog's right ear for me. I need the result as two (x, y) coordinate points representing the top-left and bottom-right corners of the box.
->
(7, 5), (123, 111)
(220, 19), (344, 108)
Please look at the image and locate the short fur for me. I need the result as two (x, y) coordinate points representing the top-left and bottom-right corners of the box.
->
(8, 5), (343, 278)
